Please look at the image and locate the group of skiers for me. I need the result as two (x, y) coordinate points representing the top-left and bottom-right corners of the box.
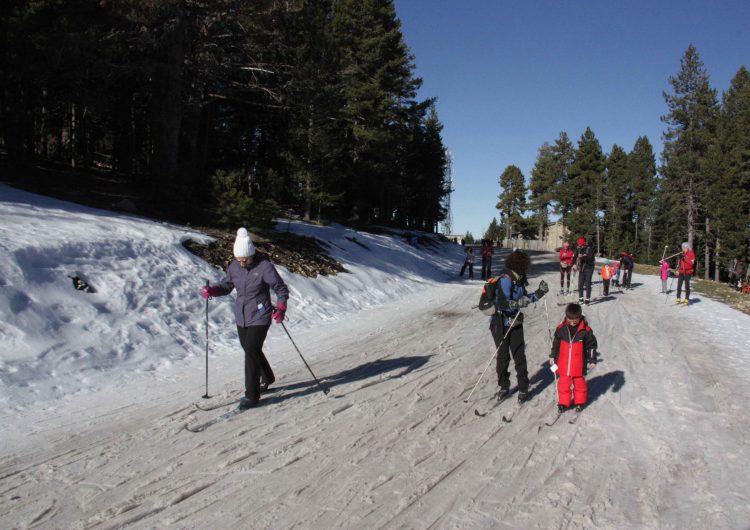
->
(482, 237), (696, 416)
(459, 240), (495, 280)
(197, 225), (705, 418)
(479, 248), (597, 414)
(557, 238), (643, 305)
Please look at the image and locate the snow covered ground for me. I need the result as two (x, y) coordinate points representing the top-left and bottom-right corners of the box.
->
(1, 183), (750, 529)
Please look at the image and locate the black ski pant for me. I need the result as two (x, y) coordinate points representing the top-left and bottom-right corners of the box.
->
(460, 261), (474, 279)
(578, 266), (594, 300)
(490, 314), (528, 393)
(237, 324), (274, 402)
(676, 273), (692, 301)
(559, 266), (571, 290)
(624, 268), (634, 288)
(602, 279), (611, 296)
(481, 257), (492, 280)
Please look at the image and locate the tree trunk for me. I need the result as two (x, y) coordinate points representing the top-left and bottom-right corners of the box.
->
(149, 15), (185, 198)
(704, 216), (710, 280)
(714, 233), (721, 282)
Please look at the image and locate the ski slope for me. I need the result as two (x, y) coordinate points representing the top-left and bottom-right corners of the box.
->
(1, 184), (749, 529)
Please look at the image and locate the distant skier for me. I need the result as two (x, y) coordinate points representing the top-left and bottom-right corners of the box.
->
(549, 303), (598, 413)
(599, 260), (614, 296)
(480, 240), (494, 280)
(558, 241), (574, 294)
(572, 237), (595, 304)
(488, 250), (549, 404)
(728, 256), (745, 290)
(460, 245), (475, 279)
(675, 242), (696, 305)
(620, 251), (635, 289)
(201, 228), (290, 410)
(660, 259), (670, 293)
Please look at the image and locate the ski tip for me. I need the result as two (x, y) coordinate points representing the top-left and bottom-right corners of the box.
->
(183, 423), (204, 433)
(474, 409), (486, 417)
(502, 415), (512, 423)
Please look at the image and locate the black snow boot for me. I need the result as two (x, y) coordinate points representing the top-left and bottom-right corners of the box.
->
(238, 397), (259, 410)
(496, 388), (510, 402)
(557, 404), (567, 414)
(517, 391), (530, 403)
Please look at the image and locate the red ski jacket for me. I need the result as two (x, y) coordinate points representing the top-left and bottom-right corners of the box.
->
(559, 248), (574, 268)
(550, 319), (598, 377)
(678, 250), (696, 275)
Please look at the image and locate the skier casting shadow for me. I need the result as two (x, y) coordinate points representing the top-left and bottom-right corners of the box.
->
(584, 369), (626, 406)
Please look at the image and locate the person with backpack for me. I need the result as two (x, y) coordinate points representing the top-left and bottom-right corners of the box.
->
(598, 259), (614, 296)
(481, 250), (549, 404)
(549, 303), (598, 413)
(201, 228), (290, 410)
(620, 251), (635, 289)
(558, 241), (574, 295)
(675, 241), (696, 305)
(572, 237), (595, 305)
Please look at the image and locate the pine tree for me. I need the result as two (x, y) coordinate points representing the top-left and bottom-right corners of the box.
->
(564, 127), (606, 245)
(661, 44), (719, 267)
(529, 142), (557, 240)
(550, 131), (576, 223)
(497, 165), (527, 241)
(484, 218), (503, 243)
(603, 144), (631, 256)
(707, 67), (750, 277)
(331, 0), (422, 225)
(628, 136), (658, 260)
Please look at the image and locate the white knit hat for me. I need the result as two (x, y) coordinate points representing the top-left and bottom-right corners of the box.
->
(233, 227), (255, 258)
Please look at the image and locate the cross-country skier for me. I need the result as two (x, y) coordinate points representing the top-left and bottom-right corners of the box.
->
(675, 242), (696, 305)
(599, 260), (614, 296)
(660, 259), (670, 293)
(549, 303), (598, 413)
(489, 250), (549, 404)
(559, 241), (574, 294)
(201, 228), (290, 409)
(572, 237), (595, 304)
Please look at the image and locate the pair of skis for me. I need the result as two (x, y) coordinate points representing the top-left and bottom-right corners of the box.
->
(474, 392), (524, 423)
(184, 389), (279, 433)
(544, 407), (582, 426)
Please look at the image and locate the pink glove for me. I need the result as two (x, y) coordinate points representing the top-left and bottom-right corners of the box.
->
(200, 285), (221, 300)
(272, 302), (287, 324)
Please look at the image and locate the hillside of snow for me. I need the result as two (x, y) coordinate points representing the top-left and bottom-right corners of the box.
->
(1, 183), (750, 529)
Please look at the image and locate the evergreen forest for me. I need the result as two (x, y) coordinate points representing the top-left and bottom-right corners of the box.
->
(0, 0), (450, 232)
(494, 45), (750, 279)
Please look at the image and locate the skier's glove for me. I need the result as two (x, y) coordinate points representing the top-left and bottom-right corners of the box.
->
(272, 302), (287, 324)
(534, 280), (549, 299)
(510, 297), (531, 309)
(201, 285), (221, 300)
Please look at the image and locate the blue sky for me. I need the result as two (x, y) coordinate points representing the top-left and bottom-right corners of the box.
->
(393, 0), (750, 239)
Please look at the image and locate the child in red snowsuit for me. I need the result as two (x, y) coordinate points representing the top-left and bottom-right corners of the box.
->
(549, 303), (598, 412)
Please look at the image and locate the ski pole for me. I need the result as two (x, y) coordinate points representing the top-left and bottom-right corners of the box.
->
(664, 275), (675, 303)
(203, 279), (210, 399)
(280, 321), (330, 395)
(543, 298), (559, 404)
(464, 310), (522, 403)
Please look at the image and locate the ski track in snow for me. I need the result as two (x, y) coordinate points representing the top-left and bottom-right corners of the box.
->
(2, 189), (750, 528)
(2, 259), (750, 528)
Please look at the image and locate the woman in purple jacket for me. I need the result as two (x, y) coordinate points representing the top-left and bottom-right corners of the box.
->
(202, 228), (290, 409)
